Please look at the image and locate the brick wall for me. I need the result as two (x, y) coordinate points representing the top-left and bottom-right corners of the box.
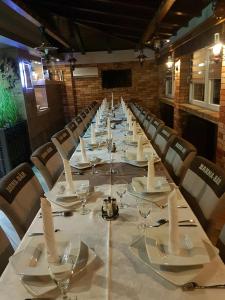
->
(58, 60), (159, 118)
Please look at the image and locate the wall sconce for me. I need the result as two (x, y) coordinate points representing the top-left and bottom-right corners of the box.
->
(166, 55), (174, 69)
(212, 32), (223, 62)
(136, 49), (147, 66)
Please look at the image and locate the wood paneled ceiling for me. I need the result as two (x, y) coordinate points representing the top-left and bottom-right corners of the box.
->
(14, 0), (211, 52)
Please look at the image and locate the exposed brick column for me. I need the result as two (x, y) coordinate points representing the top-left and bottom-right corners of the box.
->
(54, 64), (77, 122)
(173, 55), (191, 135)
(216, 49), (225, 168)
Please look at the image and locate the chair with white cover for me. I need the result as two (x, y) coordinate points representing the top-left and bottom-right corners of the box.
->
(0, 227), (14, 275)
(217, 224), (225, 263)
(163, 136), (196, 185)
(31, 142), (63, 190)
(143, 113), (155, 132)
(153, 125), (177, 157)
(180, 156), (225, 244)
(147, 117), (164, 141)
(51, 128), (75, 160)
(74, 114), (85, 137)
(0, 163), (43, 236)
(65, 121), (79, 147)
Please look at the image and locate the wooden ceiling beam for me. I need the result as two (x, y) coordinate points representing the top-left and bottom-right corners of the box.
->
(140, 0), (176, 45)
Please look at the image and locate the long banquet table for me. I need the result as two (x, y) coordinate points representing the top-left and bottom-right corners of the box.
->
(1, 104), (225, 300)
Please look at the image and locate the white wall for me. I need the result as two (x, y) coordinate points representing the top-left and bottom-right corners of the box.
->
(63, 49), (154, 65)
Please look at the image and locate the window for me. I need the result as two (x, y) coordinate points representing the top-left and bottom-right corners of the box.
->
(165, 67), (174, 98)
(190, 47), (222, 111)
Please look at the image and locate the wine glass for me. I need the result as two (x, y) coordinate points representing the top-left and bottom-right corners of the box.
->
(77, 184), (90, 215)
(92, 155), (98, 174)
(136, 199), (152, 230)
(48, 241), (77, 300)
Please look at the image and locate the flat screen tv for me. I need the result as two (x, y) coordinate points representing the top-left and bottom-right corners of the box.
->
(101, 69), (132, 89)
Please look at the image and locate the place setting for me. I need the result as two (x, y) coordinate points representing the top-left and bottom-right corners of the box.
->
(9, 198), (97, 299)
(129, 189), (219, 287)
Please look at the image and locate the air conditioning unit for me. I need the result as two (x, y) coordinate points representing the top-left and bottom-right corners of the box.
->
(73, 67), (98, 77)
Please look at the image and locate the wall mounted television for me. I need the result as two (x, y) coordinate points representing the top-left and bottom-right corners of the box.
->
(101, 69), (132, 89)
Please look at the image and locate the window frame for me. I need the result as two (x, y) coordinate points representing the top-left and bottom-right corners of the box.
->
(189, 47), (221, 112)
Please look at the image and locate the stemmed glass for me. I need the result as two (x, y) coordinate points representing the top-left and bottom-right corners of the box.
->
(48, 241), (77, 300)
(92, 155), (98, 174)
(77, 184), (90, 215)
(136, 199), (152, 230)
(106, 138), (117, 174)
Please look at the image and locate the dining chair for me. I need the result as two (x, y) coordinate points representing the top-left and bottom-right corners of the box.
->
(143, 113), (155, 132)
(153, 126), (177, 157)
(163, 136), (196, 185)
(217, 224), (225, 263)
(0, 163), (43, 236)
(51, 128), (75, 160)
(147, 117), (164, 141)
(180, 156), (225, 243)
(65, 121), (79, 147)
(139, 110), (147, 125)
(31, 142), (63, 190)
(74, 114), (85, 137)
(0, 227), (14, 275)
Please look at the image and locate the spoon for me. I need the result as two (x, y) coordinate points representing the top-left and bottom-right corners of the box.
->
(157, 218), (196, 224)
(182, 281), (225, 291)
(29, 229), (60, 237)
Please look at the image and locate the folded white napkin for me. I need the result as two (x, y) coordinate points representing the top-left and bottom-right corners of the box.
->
(96, 111), (99, 127)
(41, 198), (58, 263)
(91, 124), (96, 144)
(107, 117), (112, 139)
(79, 137), (89, 163)
(136, 136), (144, 161)
(132, 121), (137, 141)
(168, 188), (180, 255)
(63, 158), (75, 192)
(128, 115), (133, 130)
(146, 153), (155, 192)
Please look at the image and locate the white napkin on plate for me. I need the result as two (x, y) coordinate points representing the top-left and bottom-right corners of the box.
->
(146, 153), (155, 192)
(96, 111), (99, 127)
(63, 158), (75, 192)
(91, 124), (96, 144)
(132, 121), (137, 141)
(79, 137), (89, 163)
(41, 198), (58, 263)
(136, 136), (144, 161)
(168, 188), (180, 255)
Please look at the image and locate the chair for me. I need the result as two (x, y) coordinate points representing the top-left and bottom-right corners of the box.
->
(163, 136), (196, 184)
(139, 110), (147, 125)
(0, 227), (14, 275)
(65, 121), (79, 147)
(51, 128), (75, 160)
(0, 163), (43, 235)
(153, 126), (177, 157)
(217, 224), (225, 263)
(31, 142), (63, 190)
(74, 114), (85, 137)
(147, 117), (164, 141)
(180, 156), (225, 243)
(143, 113), (155, 132)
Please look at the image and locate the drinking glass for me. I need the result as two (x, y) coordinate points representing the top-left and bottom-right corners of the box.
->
(77, 184), (90, 215)
(136, 199), (152, 230)
(48, 241), (77, 300)
(92, 155), (98, 174)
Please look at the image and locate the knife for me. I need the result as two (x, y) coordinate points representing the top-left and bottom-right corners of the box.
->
(179, 224), (198, 227)
(29, 243), (44, 267)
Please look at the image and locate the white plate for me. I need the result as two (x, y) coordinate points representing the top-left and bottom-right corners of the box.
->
(22, 241), (96, 296)
(132, 177), (171, 194)
(145, 227), (217, 266)
(70, 158), (103, 170)
(129, 236), (217, 286)
(127, 184), (169, 203)
(45, 180), (89, 207)
(10, 235), (81, 277)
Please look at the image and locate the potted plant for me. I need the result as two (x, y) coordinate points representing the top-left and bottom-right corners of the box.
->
(0, 57), (30, 177)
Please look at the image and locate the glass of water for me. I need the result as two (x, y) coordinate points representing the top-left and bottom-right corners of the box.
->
(136, 199), (152, 230)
